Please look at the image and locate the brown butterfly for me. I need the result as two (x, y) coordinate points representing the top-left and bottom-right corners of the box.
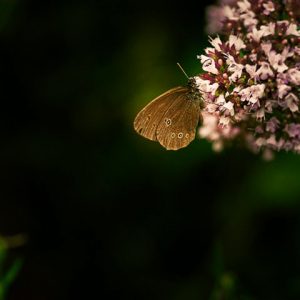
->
(134, 71), (203, 150)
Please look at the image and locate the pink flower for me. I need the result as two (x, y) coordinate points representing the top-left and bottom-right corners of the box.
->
(237, 0), (251, 12)
(195, 77), (219, 94)
(228, 35), (246, 51)
(200, 55), (219, 75)
(241, 11), (258, 28)
(266, 117), (280, 133)
(256, 62), (274, 80)
(223, 5), (239, 20)
(266, 51), (288, 73)
(286, 23), (300, 36)
(247, 27), (265, 42)
(225, 54), (244, 82)
(287, 68), (300, 85)
(285, 123), (300, 138)
(285, 93), (299, 112)
(245, 64), (258, 80)
(223, 101), (235, 116)
(199, 113), (218, 138)
(239, 84), (265, 104)
(216, 94), (226, 105)
(260, 23), (275, 36)
(263, 1), (275, 14)
(197, 0), (300, 156)
(277, 81), (291, 98)
(208, 36), (222, 51)
(219, 116), (231, 126)
(261, 42), (272, 56)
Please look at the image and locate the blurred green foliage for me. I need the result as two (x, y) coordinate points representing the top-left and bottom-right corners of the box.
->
(0, 236), (24, 300)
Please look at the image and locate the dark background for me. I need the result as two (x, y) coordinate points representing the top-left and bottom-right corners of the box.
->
(1, 0), (300, 299)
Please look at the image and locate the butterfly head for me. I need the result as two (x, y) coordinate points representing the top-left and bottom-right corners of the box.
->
(187, 77), (203, 104)
(187, 77), (198, 90)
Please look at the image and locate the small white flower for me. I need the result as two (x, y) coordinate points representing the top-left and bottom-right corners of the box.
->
(282, 46), (294, 59)
(239, 84), (265, 104)
(239, 87), (251, 102)
(285, 93), (299, 112)
(200, 55), (219, 75)
(260, 23), (275, 36)
(225, 54), (244, 82)
(261, 42), (272, 56)
(286, 23), (300, 36)
(232, 86), (242, 94)
(277, 81), (291, 99)
(209, 36), (222, 51)
(247, 27), (265, 42)
(265, 100), (276, 113)
(229, 64), (244, 82)
(198, 112), (220, 140)
(263, 1), (275, 15)
(225, 53), (236, 65)
(295, 47), (300, 55)
(228, 35), (246, 51)
(219, 116), (231, 126)
(223, 5), (239, 20)
(255, 137), (266, 147)
(266, 134), (277, 146)
(287, 68), (300, 85)
(216, 94), (225, 105)
(252, 84), (265, 97)
(206, 103), (218, 113)
(241, 11), (258, 28)
(237, 0), (251, 12)
(245, 64), (258, 80)
(256, 62), (274, 80)
(267, 51), (288, 73)
(223, 101), (235, 116)
(203, 48), (215, 55)
(194, 77), (219, 95)
(266, 116), (280, 132)
(208, 82), (219, 95)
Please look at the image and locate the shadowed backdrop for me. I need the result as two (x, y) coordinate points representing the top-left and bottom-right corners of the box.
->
(1, 0), (300, 299)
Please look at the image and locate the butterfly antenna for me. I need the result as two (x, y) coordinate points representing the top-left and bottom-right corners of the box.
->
(177, 63), (189, 79)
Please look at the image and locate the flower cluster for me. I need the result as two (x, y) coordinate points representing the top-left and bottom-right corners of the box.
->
(196, 0), (300, 157)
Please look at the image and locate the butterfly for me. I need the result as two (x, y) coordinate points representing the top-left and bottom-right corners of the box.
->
(134, 73), (203, 150)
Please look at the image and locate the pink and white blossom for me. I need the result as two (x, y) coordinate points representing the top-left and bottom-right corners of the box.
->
(228, 35), (246, 51)
(285, 93), (299, 112)
(287, 68), (300, 85)
(197, 0), (300, 156)
(200, 55), (219, 75)
(263, 1), (275, 14)
(256, 62), (274, 80)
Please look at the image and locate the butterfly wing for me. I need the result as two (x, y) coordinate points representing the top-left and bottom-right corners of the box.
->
(134, 87), (188, 141)
(156, 94), (201, 150)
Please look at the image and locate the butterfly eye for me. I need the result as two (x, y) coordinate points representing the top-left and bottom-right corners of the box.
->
(185, 133), (189, 138)
(178, 133), (183, 139)
(171, 133), (176, 138)
(164, 118), (172, 126)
